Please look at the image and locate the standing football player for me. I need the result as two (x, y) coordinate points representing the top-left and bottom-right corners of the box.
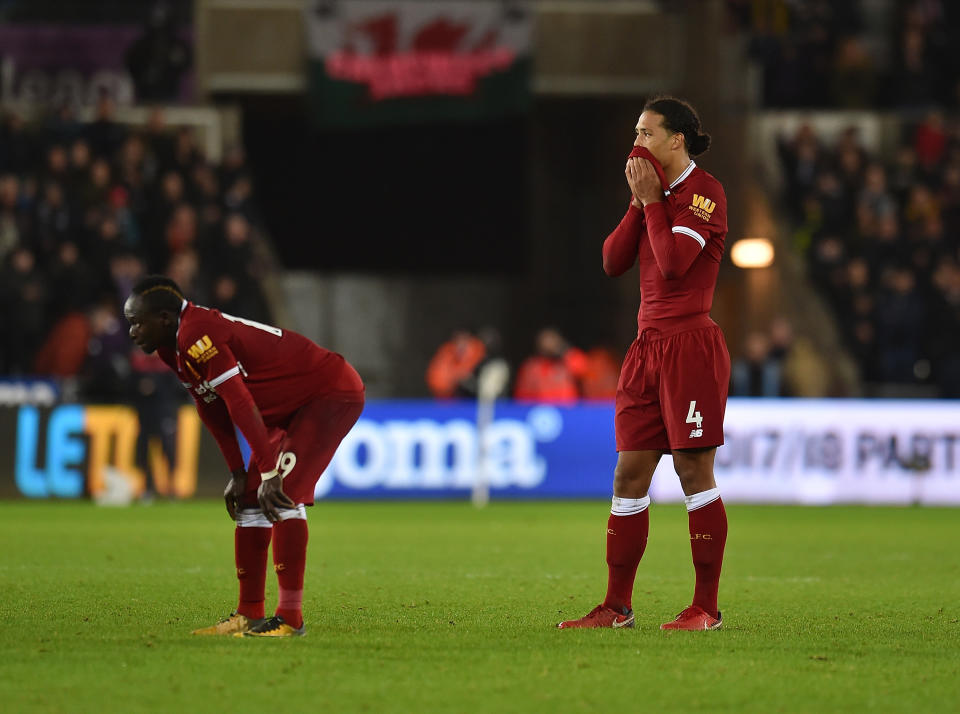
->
(125, 276), (364, 637)
(558, 96), (731, 631)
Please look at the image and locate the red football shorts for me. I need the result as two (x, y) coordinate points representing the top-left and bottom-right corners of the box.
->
(243, 364), (365, 507)
(615, 323), (730, 452)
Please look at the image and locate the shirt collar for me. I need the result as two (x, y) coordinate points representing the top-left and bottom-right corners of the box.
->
(669, 160), (696, 189)
(175, 299), (187, 355)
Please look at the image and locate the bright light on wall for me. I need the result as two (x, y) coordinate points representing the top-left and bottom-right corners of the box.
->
(730, 238), (774, 268)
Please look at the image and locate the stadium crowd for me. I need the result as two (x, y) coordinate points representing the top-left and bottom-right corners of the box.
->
(778, 114), (960, 397)
(0, 98), (274, 391)
(426, 327), (621, 403)
(729, 0), (960, 110)
(426, 318), (823, 402)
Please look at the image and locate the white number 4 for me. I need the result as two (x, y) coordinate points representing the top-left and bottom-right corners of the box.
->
(686, 401), (703, 429)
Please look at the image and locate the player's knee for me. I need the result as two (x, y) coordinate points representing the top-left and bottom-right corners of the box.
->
(675, 467), (715, 496)
(673, 449), (717, 493)
(613, 461), (646, 491)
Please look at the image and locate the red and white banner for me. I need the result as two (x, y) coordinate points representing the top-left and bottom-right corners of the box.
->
(304, 0), (533, 125)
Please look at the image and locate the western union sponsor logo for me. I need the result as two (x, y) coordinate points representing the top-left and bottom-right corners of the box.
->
(187, 335), (214, 359)
(691, 194), (716, 214)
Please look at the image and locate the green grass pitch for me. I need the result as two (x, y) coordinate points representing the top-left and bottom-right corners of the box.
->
(1, 500), (958, 713)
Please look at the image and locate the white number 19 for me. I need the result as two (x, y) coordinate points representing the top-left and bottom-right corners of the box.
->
(686, 401), (703, 429)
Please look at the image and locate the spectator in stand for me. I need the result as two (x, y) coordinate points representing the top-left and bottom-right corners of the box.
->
(34, 181), (72, 260)
(86, 94), (127, 160)
(513, 328), (588, 403)
(83, 300), (133, 403)
(143, 108), (175, 170)
(44, 103), (84, 150)
(109, 251), (148, 307)
(929, 258), (960, 396)
(125, 0), (192, 103)
(0, 111), (34, 175)
(67, 138), (93, 197)
(731, 331), (781, 397)
(580, 346), (621, 400)
(451, 327), (511, 401)
(875, 266), (926, 383)
(857, 163), (896, 238)
(777, 124), (821, 211)
(164, 202), (198, 258)
(48, 241), (96, 321)
(43, 144), (69, 187)
(0, 174), (26, 260)
(33, 310), (91, 378)
(830, 36), (877, 109)
(190, 164), (222, 235)
(888, 26), (942, 109)
(171, 127), (202, 176)
(143, 170), (184, 269)
(129, 347), (183, 500)
(940, 163), (960, 243)
(0, 247), (47, 374)
(216, 213), (256, 281)
(166, 248), (209, 306)
(889, 145), (920, 203)
(426, 328), (486, 399)
(768, 316), (794, 361)
(117, 134), (154, 200)
(914, 111), (948, 170)
(224, 174), (256, 218)
(220, 144), (248, 191)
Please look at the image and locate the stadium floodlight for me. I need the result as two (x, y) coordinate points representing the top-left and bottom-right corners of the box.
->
(730, 237), (774, 268)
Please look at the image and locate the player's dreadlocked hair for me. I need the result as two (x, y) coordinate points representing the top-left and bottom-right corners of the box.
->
(643, 95), (711, 157)
(131, 275), (186, 314)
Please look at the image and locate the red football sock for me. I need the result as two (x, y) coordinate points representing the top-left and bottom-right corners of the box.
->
(688, 496), (727, 618)
(272, 518), (309, 629)
(602, 500), (650, 611)
(235, 526), (272, 620)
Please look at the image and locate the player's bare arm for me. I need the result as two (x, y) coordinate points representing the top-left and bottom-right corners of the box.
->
(223, 467), (248, 520)
(258, 475), (296, 523)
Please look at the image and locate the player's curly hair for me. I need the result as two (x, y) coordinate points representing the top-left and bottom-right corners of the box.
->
(131, 275), (186, 314)
(643, 95), (711, 157)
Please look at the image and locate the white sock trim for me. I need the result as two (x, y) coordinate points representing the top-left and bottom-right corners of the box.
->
(611, 495), (650, 516)
(236, 504), (306, 527)
(685, 488), (720, 512)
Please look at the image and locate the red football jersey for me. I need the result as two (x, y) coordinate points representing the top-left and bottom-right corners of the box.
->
(603, 160), (727, 331)
(157, 302), (363, 474)
(158, 302), (357, 422)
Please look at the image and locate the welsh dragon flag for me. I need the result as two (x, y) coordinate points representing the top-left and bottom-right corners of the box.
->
(304, 0), (533, 127)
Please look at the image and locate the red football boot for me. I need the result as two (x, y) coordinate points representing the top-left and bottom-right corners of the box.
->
(557, 604), (634, 629)
(660, 605), (722, 631)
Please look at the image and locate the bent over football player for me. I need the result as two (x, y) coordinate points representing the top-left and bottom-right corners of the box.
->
(558, 96), (731, 631)
(125, 276), (364, 637)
